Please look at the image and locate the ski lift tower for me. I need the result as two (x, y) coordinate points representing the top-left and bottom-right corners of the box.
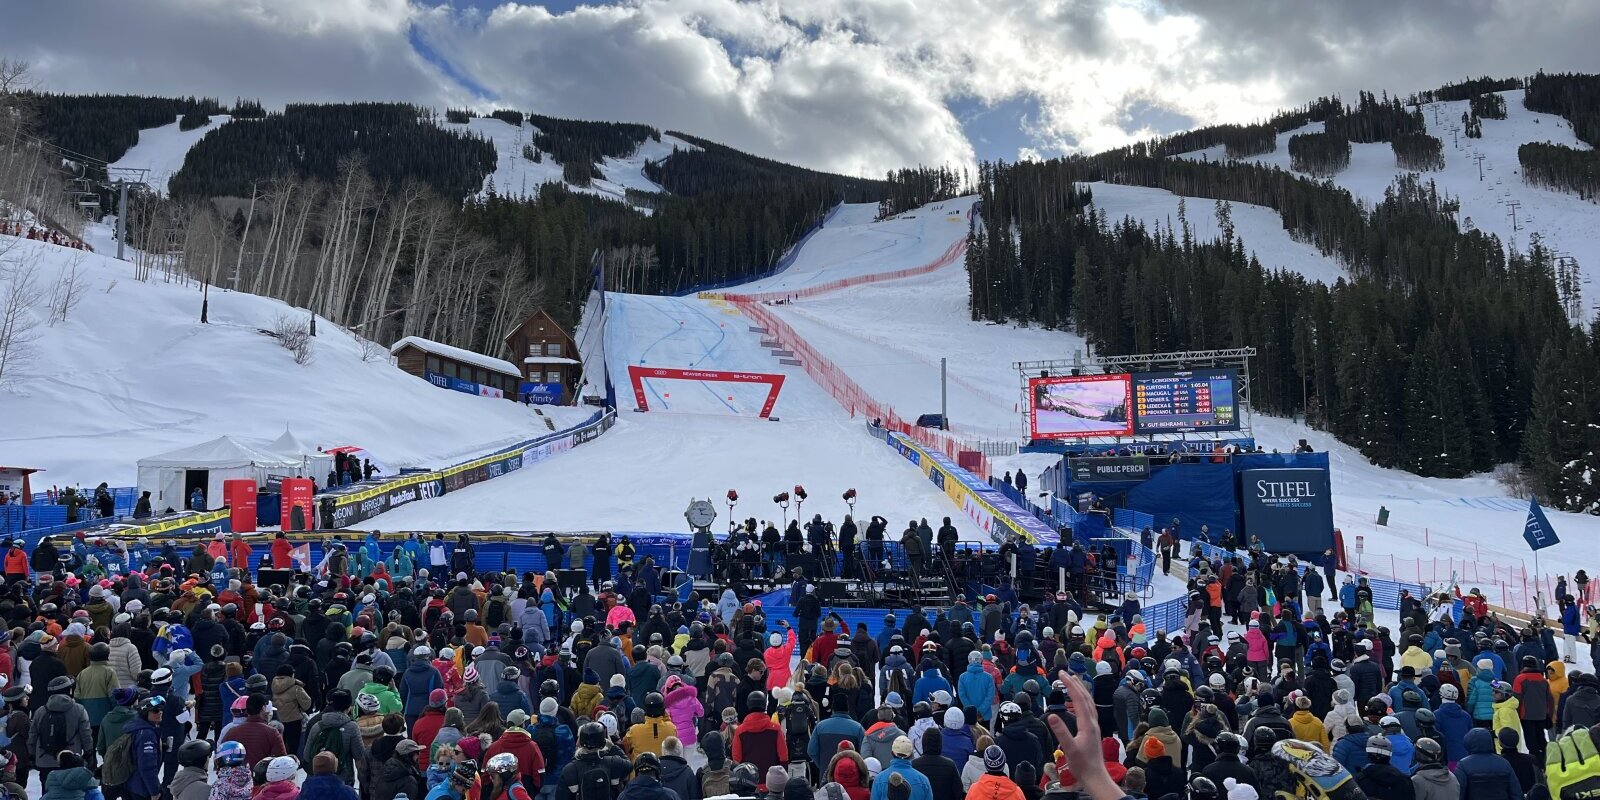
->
(102, 167), (150, 261)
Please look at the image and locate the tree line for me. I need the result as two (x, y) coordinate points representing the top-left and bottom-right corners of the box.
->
(23, 92), (226, 173)
(1391, 133), (1444, 172)
(876, 166), (971, 218)
(167, 102), (497, 201)
(963, 150), (1598, 511)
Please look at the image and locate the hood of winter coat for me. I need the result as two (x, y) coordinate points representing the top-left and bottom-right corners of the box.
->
(1464, 728), (1494, 754)
(1414, 764), (1453, 786)
(45, 693), (79, 714)
(46, 767), (96, 791)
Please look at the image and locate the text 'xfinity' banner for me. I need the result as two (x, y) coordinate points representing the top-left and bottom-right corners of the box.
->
(1239, 468), (1333, 555)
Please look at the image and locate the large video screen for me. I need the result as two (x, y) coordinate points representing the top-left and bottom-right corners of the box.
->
(1132, 369), (1240, 433)
(1028, 374), (1134, 439)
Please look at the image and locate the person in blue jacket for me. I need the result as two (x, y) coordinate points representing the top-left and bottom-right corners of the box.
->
(1338, 577), (1358, 616)
(957, 652), (995, 721)
(1465, 661), (1498, 724)
(123, 695), (167, 800)
(188, 487), (205, 511)
(1561, 598), (1582, 662)
(1432, 684), (1472, 766)
(1454, 728), (1521, 799)
(912, 665), (951, 706)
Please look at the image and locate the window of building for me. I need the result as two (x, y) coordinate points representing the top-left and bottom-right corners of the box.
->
(528, 343), (540, 357)
(426, 355), (441, 374)
(442, 360), (458, 379)
(545, 342), (563, 357)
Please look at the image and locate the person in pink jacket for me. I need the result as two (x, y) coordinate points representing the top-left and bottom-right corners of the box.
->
(764, 623), (797, 690)
(662, 674), (704, 737)
(1244, 618), (1271, 676)
(606, 601), (636, 630)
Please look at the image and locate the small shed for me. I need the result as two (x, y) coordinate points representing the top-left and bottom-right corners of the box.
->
(504, 310), (579, 404)
(136, 436), (302, 512)
(390, 335), (523, 400)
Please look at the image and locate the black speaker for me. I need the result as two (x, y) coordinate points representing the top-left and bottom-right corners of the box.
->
(556, 569), (587, 591)
(257, 568), (295, 588)
(815, 579), (850, 601)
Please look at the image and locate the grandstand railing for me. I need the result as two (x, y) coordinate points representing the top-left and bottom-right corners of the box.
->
(2, 487), (137, 536)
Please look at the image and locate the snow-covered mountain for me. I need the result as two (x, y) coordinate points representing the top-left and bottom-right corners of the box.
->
(1173, 89), (1597, 315)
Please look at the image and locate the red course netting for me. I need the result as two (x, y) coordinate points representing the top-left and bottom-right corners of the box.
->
(727, 238), (993, 481)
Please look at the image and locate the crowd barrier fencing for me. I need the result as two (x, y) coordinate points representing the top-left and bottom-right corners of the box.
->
(878, 429), (1056, 546)
(733, 297), (992, 480)
(3, 488), (138, 536)
(316, 409), (617, 529)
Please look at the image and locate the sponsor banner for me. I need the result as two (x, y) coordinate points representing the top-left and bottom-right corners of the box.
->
(1239, 467), (1334, 555)
(319, 471), (445, 529)
(521, 382), (564, 404)
(87, 509), (233, 541)
(1070, 456), (1150, 482)
(885, 433), (1058, 546)
(426, 370), (506, 399)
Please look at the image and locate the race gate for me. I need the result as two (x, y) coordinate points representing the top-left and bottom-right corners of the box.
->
(626, 365), (786, 417)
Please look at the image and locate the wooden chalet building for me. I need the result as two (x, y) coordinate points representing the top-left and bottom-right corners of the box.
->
(503, 310), (580, 404)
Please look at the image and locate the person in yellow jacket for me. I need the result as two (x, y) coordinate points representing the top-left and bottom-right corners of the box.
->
(621, 692), (678, 757)
(572, 670), (604, 720)
(1288, 696), (1331, 753)
(1546, 660), (1569, 704)
(1399, 637), (1434, 676)
(1490, 681), (1522, 753)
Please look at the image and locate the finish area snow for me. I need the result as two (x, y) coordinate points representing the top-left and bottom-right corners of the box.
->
(370, 289), (964, 535)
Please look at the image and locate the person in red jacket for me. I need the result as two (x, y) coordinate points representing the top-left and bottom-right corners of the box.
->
(271, 532), (294, 570)
(411, 690), (449, 769)
(731, 691), (787, 788)
(229, 534), (253, 573)
(485, 709), (546, 789)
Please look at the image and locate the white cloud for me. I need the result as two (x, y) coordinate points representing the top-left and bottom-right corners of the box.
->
(2, 0), (1594, 176)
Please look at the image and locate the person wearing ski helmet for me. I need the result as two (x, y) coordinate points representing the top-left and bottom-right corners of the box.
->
(170, 740), (215, 800)
(622, 692), (677, 758)
(120, 694), (165, 800)
(557, 723), (630, 800)
(484, 752), (535, 800)
(618, 752), (677, 800)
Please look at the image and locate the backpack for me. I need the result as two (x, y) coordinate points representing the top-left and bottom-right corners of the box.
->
(485, 598), (507, 628)
(38, 709), (71, 754)
(311, 718), (349, 764)
(577, 759), (612, 800)
(101, 733), (136, 787)
(1270, 738), (1362, 800)
(700, 765), (731, 798)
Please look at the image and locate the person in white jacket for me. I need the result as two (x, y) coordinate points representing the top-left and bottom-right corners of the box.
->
(1323, 689), (1364, 742)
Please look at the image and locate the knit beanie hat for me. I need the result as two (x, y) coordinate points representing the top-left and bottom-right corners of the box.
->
(983, 745), (1007, 773)
(1142, 736), (1166, 760)
(313, 751), (339, 775)
(887, 773), (911, 800)
(766, 766), (789, 793)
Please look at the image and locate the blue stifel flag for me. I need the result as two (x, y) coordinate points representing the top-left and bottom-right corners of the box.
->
(1523, 500), (1561, 552)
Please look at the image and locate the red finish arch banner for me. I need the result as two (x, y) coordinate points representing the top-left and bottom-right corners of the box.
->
(627, 365), (787, 417)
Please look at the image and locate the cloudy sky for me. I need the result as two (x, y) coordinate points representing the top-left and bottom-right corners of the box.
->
(4, 0), (1595, 177)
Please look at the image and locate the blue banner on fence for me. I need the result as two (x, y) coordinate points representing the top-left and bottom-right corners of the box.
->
(1239, 467), (1334, 555)
(427, 371), (505, 399)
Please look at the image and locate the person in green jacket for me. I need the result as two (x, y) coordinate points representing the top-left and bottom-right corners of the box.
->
(362, 666), (404, 716)
(75, 643), (119, 731)
(96, 688), (140, 757)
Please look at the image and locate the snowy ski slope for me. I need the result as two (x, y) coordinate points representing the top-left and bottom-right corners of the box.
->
(439, 117), (700, 208)
(108, 114), (234, 195)
(0, 227), (591, 490)
(1177, 89), (1598, 317)
(1082, 182), (1348, 284)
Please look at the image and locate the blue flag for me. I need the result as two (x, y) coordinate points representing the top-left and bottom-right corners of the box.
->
(1523, 500), (1561, 551)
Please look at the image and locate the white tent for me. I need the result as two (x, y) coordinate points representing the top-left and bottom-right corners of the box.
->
(135, 435), (302, 512)
(263, 429), (334, 482)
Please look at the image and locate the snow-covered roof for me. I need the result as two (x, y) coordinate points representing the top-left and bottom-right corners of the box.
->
(390, 336), (520, 376)
(523, 356), (580, 365)
(137, 435), (301, 470)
